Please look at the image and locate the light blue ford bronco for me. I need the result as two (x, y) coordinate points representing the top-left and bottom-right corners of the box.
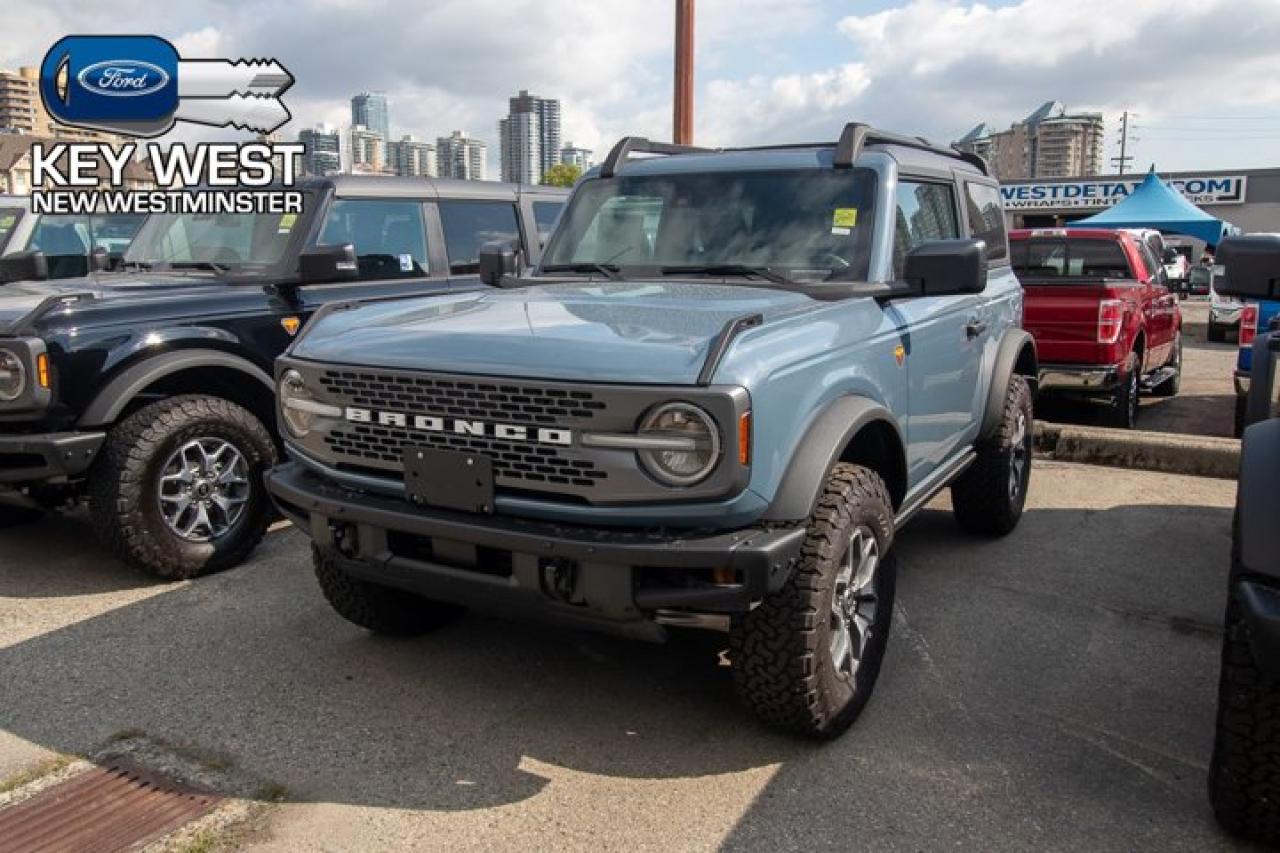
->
(265, 123), (1038, 737)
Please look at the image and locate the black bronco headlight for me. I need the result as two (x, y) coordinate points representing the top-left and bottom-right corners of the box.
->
(0, 339), (51, 412)
(0, 348), (26, 402)
(636, 402), (721, 486)
(279, 368), (341, 439)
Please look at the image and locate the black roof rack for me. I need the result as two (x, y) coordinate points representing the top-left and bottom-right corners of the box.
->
(599, 137), (717, 178)
(832, 122), (989, 175)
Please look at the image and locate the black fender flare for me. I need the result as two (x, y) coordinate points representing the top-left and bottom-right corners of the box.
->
(763, 396), (905, 522)
(78, 349), (274, 427)
(980, 329), (1037, 440)
(1239, 417), (1280, 579)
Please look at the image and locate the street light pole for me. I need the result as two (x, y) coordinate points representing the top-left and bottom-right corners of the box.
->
(674, 0), (694, 144)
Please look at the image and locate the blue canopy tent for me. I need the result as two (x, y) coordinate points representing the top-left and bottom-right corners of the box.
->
(1067, 168), (1238, 246)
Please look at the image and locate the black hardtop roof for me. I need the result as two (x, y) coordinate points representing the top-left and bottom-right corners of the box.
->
(599, 121), (991, 181)
(290, 174), (569, 201)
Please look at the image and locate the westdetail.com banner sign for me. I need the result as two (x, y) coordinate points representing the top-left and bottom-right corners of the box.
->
(1001, 175), (1248, 211)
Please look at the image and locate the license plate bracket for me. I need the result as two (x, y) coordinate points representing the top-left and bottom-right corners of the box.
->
(403, 447), (494, 514)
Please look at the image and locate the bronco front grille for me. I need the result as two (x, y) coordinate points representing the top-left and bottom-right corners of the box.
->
(317, 368), (610, 493)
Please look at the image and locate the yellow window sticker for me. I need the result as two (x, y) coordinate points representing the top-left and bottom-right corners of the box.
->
(0, 214), (15, 230)
(277, 213), (298, 233)
(832, 208), (858, 229)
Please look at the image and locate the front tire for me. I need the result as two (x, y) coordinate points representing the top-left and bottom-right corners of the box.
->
(88, 395), (277, 580)
(1209, 594), (1280, 844)
(730, 463), (896, 738)
(313, 547), (465, 636)
(951, 374), (1033, 537)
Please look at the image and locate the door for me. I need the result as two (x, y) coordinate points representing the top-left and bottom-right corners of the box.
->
(889, 179), (984, 483)
(1134, 242), (1177, 369)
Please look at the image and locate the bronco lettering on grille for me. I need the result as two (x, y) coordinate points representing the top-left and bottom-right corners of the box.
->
(344, 407), (572, 446)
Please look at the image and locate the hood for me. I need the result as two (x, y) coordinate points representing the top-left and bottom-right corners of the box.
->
(292, 280), (817, 384)
(0, 272), (241, 335)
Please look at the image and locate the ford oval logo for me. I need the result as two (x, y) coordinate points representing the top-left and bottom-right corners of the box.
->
(77, 60), (169, 98)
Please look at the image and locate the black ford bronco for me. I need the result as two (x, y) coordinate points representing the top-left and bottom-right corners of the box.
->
(0, 175), (566, 578)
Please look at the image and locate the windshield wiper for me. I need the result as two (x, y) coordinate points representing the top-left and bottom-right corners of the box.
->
(660, 264), (797, 287)
(541, 262), (625, 281)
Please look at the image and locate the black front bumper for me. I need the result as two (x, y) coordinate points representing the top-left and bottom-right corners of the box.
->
(266, 461), (805, 625)
(0, 431), (106, 485)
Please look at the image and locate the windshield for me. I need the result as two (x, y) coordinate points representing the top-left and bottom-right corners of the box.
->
(0, 208), (21, 254)
(124, 207), (306, 275)
(542, 168), (878, 282)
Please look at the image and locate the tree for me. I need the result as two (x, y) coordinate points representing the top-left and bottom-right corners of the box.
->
(541, 163), (582, 188)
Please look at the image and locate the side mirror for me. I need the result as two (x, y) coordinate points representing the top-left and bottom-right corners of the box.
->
(299, 244), (359, 284)
(479, 241), (520, 286)
(0, 250), (49, 284)
(1216, 235), (1280, 300)
(89, 246), (111, 273)
(903, 239), (986, 296)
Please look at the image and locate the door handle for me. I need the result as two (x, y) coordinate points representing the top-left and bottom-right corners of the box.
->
(965, 318), (988, 339)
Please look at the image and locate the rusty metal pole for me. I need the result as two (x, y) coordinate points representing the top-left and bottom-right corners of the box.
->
(674, 0), (694, 144)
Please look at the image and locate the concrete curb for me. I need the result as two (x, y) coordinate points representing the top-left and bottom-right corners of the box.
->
(1033, 421), (1240, 480)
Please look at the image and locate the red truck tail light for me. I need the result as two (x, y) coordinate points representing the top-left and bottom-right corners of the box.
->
(1240, 303), (1259, 347)
(1098, 299), (1125, 344)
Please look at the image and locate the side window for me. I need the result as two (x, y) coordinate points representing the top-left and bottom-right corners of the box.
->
(319, 200), (428, 280)
(439, 201), (521, 275)
(532, 200), (564, 247)
(28, 214), (91, 278)
(963, 182), (1008, 263)
(893, 181), (959, 278)
(89, 214), (145, 255)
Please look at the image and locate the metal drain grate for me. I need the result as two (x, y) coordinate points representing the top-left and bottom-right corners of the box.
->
(0, 759), (221, 853)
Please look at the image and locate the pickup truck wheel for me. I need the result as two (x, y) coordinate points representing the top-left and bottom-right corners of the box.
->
(1209, 594), (1280, 844)
(950, 374), (1033, 537)
(1149, 333), (1182, 397)
(313, 546), (465, 636)
(88, 395), (277, 580)
(729, 463), (896, 738)
(1104, 358), (1140, 429)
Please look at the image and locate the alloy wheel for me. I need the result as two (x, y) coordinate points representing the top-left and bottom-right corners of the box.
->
(157, 437), (251, 542)
(829, 526), (881, 679)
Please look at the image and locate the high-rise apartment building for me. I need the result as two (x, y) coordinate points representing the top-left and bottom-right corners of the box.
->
(559, 142), (593, 170)
(387, 135), (437, 178)
(298, 124), (342, 176)
(0, 66), (121, 144)
(956, 101), (1104, 181)
(348, 124), (386, 173)
(499, 90), (560, 184)
(437, 130), (487, 181)
(350, 92), (390, 142)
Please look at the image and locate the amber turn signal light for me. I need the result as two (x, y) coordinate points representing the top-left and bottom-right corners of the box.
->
(36, 352), (50, 388)
(738, 412), (751, 466)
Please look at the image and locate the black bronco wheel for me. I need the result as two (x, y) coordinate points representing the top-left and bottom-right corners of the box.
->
(88, 394), (277, 579)
(1104, 354), (1140, 429)
(313, 546), (465, 636)
(1209, 594), (1280, 844)
(950, 374), (1033, 537)
(730, 463), (896, 738)
(1150, 333), (1181, 398)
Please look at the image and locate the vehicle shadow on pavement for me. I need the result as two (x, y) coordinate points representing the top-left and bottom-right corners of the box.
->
(0, 510), (161, 598)
(0, 497), (1244, 848)
(723, 501), (1241, 851)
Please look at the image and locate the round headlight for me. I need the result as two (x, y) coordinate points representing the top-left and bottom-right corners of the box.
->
(0, 350), (26, 402)
(279, 369), (314, 438)
(637, 402), (721, 486)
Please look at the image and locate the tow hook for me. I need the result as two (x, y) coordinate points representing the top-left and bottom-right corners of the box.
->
(540, 557), (579, 604)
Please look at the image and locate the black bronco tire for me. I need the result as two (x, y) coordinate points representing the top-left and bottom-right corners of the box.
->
(1209, 594), (1280, 844)
(730, 463), (896, 738)
(950, 374), (1033, 537)
(313, 546), (465, 636)
(1207, 321), (1227, 343)
(1104, 354), (1140, 429)
(88, 394), (277, 580)
(1150, 333), (1181, 398)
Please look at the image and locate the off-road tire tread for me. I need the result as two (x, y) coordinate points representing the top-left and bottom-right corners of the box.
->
(313, 546), (464, 636)
(950, 374), (1032, 537)
(88, 394), (275, 579)
(1209, 595), (1280, 844)
(730, 463), (894, 738)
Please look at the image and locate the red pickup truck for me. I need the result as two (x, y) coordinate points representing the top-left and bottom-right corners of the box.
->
(1010, 228), (1183, 428)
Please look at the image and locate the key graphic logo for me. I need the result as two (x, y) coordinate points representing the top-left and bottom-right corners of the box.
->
(40, 35), (294, 138)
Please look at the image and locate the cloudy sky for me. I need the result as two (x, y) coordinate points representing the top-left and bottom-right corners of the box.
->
(7, 0), (1280, 174)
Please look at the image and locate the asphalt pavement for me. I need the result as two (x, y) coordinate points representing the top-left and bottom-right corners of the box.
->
(0, 460), (1247, 851)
